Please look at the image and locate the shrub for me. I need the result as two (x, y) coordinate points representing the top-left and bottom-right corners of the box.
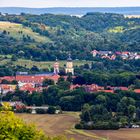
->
(15, 107), (27, 113)
(36, 109), (47, 114)
(0, 111), (46, 140)
(0, 111), (71, 140)
(26, 108), (32, 113)
(47, 106), (56, 114)
(93, 121), (119, 130)
(75, 123), (84, 129)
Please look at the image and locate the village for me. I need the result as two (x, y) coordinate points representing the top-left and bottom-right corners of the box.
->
(91, 50), (140, 60)
(0, 54), (140, 96)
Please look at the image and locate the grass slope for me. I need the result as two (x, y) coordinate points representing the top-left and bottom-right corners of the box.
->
(0, 21), (51, 43)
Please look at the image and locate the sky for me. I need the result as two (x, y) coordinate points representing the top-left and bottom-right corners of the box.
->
(0, 0), (140, 8)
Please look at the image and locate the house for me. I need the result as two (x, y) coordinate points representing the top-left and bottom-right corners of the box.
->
(91, 50), (98, 57)
(98, 90), (114, 93)
(70, 84), (81, 90)
(70, 84), (104, 93)
(110, 55), (116, 60)
(83, 84), (104, 93)
(0, 74), (60, 85)
(15, 74), (60, 84)
(0, 73), (60, 93)
(0, 76), (15, 83)
(134, 89), (140, 94)
(91, 50), (140, 61)
(2, 101), (26, 110)
(135, 55), (140, 60)
(115, 51), (122, 55)
(113, 86), (128, 91)
(99, 51), (112, 56)
(107, 86), (128, 91)
(0, 84), (16, 94)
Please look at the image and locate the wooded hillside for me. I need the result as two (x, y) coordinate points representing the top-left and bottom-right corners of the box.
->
(0, 13), (139, 61)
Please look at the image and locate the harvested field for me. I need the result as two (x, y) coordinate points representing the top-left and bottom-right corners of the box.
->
(17, 113), (140, 140)
(90, 128), (140, 140)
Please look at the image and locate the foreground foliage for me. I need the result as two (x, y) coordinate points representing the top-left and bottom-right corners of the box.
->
(0, 111), (71, 140)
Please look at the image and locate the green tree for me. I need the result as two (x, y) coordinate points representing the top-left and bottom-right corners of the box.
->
(11, 55), (18, 61)
(80, 104), (92, 122)
(42, 79), (54, 87)
(58, 81), (71, 90)
(47, 106), (56, 114)
(0, 111), (70, 140)
(128, 105), (136, 123)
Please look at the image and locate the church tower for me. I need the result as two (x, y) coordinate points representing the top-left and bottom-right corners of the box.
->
(54, 58), (59, 75)
(65, 54), (74, 75)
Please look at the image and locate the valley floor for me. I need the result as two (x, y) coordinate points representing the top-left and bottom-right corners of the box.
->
(17, 113), (140, 140)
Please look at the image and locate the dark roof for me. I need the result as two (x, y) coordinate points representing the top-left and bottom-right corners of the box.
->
(16, 72), (54, 76)
(67, 53), (72, 61)
(34, 73), (54, 76)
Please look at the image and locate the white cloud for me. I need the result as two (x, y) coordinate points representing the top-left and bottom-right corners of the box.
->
(0, 0), (140, 8)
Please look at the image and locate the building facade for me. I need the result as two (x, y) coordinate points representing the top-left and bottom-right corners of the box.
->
(65, 54), (74, 75)
(53, 58), (60, 75)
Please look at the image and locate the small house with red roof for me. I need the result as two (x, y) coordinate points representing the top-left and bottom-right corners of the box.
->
(134, 89), (140, 94)
(0, 84), (16, 94)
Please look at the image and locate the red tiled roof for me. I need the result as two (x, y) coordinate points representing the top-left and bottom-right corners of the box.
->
(0, 75), (60, 84)
(134, 89), (140, 94)
(115, 52), (122, 55)
(15, 75), (60, 83)
(91, 50), (98, 53)
(99, 90), (114, 93)
(119, 87), (128, 91)
(0, 76), (15, 82)
(122, 52), (130, 54)
(20, 86), (39, 93)
(0, 84), (16, 90)
(70, 84), (81, 90)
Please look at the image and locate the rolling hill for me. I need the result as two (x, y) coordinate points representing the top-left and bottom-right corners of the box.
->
(0, 12), (139, 61)
(0, 21), (50, 43)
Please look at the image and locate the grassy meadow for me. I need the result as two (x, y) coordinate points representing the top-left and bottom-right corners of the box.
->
(0, 54), (91, 69)
(0, 21), (50, 43)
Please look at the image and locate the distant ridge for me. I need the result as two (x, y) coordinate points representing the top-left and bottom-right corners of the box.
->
(0, 7), (140, 15)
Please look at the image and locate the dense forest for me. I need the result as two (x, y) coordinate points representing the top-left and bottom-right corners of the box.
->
(0, 12), (140, 61)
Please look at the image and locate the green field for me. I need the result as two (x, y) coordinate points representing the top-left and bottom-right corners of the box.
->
(0, 57), (91, 69)
(0, 21), (51, 43)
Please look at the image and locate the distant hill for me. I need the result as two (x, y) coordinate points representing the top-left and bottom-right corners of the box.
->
(0, 12), (140, 61)
(0, 7), (140, 15)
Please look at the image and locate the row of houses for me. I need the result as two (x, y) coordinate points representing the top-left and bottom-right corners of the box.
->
(70, 84), (140, 94)
(0, 73), (60, 94)
(0, 74), (140, 94)
(0, 74), (60, 84)
(0, 83), (140, 94)
(91, 50), (140, 60)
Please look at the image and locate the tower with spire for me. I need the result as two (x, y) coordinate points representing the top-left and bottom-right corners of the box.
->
(53, 58), (59, 75)
(65, 53), (74, 75)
